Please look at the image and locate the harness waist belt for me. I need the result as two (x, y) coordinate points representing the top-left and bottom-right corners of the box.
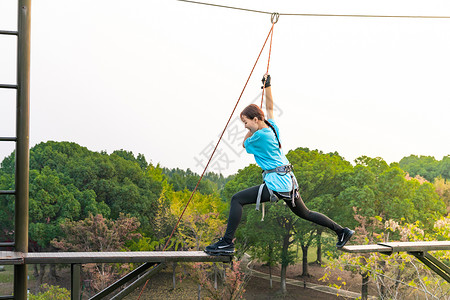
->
(256, 164), (300, 213)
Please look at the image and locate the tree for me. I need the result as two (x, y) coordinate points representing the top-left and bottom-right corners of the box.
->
(286, 148), (353, 276)
(434, 177), (450, 213)
(339, 156), (446, 231)
(399, 155), (446, 182)
(240, 207), (283, 289)
(28, 284), (70, 300)
(324, 214), (450, 299)
(51, 213), (141, 292)
(169, 189), (227, 251)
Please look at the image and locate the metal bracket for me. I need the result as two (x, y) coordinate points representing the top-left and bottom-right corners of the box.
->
(409, 251), (450, 283)
(89, 262), (158, 300)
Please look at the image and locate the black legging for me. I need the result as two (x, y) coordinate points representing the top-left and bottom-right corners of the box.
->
(223, 185), (343, 241)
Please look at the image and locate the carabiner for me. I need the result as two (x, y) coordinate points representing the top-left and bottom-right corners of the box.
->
(271, 12), (280, 24)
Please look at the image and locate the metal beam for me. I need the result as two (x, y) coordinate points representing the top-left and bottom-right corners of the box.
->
(71, 264), (81, 300)
(0, 190), (16, 195)
(20, 251), (233, 264)
(110, 263), (166, 300)
(409, 251), (450, 283)
(0, 138), (17, 142)
(14, 0), (31, 299)
(0, 84), (18, 89)
(0, 242), (15, 248)
(0, 30), (18, 36)
(89, 262), (157, 300)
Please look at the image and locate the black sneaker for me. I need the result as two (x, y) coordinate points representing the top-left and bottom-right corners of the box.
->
(205, 238), (235, 255)
(336, 228), (354, 248)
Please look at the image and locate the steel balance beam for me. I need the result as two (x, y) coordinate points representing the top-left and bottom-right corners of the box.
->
(0, 250), (232, 265)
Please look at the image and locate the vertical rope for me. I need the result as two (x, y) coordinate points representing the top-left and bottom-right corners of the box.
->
(260, 22), (275, 108)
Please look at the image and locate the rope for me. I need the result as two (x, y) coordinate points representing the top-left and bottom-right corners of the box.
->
(177, 0), (450, 19)
(137, 23), (276, 300)
(260, 16), (275, 107)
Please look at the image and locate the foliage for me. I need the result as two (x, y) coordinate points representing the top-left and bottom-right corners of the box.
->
(163, 167), (229, 195)
(434, 177), (450, 213)
(339, 156), (446, 231)
(191, 261), (247, 300)
(51, 214), (141, 292)
(323, 213), (450, 299)
(399, 155), (450, 182)
(28, 284), (70, 300)
(51, 213), (141, 252)
(169, 189), (227, 251)
(286, 148), (353, 275)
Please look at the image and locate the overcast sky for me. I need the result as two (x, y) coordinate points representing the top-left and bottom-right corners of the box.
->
(1, 0), (449, 176)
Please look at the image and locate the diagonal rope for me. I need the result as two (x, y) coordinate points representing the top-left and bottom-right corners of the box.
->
(137, 23), (276, 300)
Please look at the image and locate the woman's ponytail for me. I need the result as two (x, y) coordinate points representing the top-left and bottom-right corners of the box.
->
(264, 119), (281, 148)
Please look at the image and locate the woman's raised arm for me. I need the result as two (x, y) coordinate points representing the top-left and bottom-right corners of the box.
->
(263, 74), (274, 120)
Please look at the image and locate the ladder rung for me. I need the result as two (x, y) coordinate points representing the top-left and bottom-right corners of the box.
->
(0, 84), (18, 89)
(0, 242), (14, 248)
(0, 137), (17, 142)
(0, 30), (18, 36)
(0, 190), (16, 195)
(0, 296), (15, 300)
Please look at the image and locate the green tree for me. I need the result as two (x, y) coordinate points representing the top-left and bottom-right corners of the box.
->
(434, 177), (450, 213)
(399, 155), (445, 181)
(169, 189), (227, 251)
(51, 214), (141, 292)
(28, 284), (70, 300)
(340, 156), (446, 231)
(286, 148), (353, 275)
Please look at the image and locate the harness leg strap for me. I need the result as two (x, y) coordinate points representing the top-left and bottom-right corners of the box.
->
(256, 183), (265, 211)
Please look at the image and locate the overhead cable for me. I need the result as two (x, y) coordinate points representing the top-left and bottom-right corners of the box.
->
(177, 0), (450, 19)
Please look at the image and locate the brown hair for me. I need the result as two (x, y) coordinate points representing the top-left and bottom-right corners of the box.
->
(240, 104), (265, 121)
(240, 104), (281, 148)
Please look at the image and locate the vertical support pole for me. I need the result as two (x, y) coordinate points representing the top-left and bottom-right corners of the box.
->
(14, 0), (31, 299)
(214, 263), (217, 290)
(172, 262), (176, 290)
(71, 264), (81, 300)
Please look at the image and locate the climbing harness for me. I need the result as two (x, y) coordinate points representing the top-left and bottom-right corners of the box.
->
(256, 164), (301, 221)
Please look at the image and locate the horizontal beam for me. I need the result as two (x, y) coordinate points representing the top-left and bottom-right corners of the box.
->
(0, 190), (16, 195)
(0, 30), (18, 36)
(379, 241), (450, 253)
(340, 244), (392, 254)
(0, 252), (23, 265)
(0, 295), (15, 300)
(0, 251), (232, 265)
(0, 242), (15, 248)
(0, 137), (17, 142)
(0, 84), (18, 89)
(341, 241), (450, 254)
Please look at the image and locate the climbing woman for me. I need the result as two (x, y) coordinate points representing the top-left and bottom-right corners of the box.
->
(205, 74), (354, 255)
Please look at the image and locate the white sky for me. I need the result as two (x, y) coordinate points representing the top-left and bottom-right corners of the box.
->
(1, 0), (449, 176)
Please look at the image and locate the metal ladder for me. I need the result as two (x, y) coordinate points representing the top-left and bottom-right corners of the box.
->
(0, 1), (31, 299)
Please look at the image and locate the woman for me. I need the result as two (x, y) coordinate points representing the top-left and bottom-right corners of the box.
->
(205, 74), (353, 255)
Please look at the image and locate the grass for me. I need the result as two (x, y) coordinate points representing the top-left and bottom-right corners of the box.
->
(0, 264), (36, 295)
